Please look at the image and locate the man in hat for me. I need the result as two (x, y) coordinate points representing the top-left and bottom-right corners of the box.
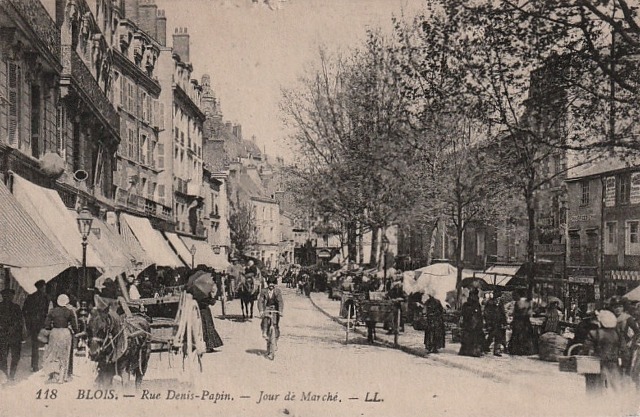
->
(257, 277), (284, 342)
(22, 280), (49, 372)
(0, 288), (24, 381)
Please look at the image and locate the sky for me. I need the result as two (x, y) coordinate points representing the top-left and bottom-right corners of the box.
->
(155, 0), (425, 160)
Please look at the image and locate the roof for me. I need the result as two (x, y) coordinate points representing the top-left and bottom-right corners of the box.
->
(566, 154), (640, 181)
(0, 179), (74, 293)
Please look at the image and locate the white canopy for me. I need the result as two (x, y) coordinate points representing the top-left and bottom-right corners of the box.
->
(403, 263), (461, 306)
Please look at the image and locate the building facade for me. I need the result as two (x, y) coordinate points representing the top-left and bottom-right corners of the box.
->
(157, 26), (206, 237)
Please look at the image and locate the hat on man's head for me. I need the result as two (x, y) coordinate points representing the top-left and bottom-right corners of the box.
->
(1, 288), (16, 297)
(34, 280), (46, 289)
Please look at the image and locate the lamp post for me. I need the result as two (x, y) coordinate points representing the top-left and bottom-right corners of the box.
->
(76, 208), (93, 302)
(190, 244), (197, 269)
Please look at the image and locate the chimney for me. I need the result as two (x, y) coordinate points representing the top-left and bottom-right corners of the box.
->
(138, 0), (158, 39)
(233, 124), (242, 141)
(54, 0), (65, 26)
(156, 9), (167, 46)
(172, 27), (190, 63)
(124, 0), (139, 22)
(225, 122), (233, 133)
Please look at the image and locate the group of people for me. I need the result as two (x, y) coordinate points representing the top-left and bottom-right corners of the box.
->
(0, 280), (80, 384)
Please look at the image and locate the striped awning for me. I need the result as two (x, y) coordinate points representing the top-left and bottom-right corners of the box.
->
(180, 235), (229, 271)
(10, 174), (104, 268)
(0, 179), (74, 293)
(120, 213), (185, 268)
(164, 232), (193, 266)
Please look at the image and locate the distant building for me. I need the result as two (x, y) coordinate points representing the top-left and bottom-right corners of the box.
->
(566, 156), (640, 301)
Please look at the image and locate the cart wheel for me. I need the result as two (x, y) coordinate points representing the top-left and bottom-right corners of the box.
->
(567, 343), (583, 356)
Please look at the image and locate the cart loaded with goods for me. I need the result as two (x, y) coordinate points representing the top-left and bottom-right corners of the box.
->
(345, 291), (404, 345)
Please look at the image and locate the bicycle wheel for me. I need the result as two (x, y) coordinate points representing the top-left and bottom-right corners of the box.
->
(266, 322), (276, 360)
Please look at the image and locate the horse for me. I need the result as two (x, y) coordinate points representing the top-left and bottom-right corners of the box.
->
(236, 275), (261, 319)
(86, 302), (151, 388)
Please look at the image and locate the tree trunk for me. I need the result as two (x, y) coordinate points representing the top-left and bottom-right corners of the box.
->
(526, 190), (537, 300)
(456, 216), (465, 309)
(370, 226), (379, 268)
(426, 220), (438, 266)
(358, 225), (365, 265)
(347, 221), (357, 263)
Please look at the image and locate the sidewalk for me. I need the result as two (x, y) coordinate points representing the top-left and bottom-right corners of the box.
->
(308, 291), (586, 396)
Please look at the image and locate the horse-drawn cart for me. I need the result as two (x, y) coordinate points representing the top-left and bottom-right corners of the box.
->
(345, 293), (403, 345)
(128, 290), (207, 381)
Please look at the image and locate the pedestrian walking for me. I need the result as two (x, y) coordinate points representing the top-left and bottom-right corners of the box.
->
(583, 309), (623, 394)
(610, 297), (639, 378)
(509, 291), (535, 355)
(0, 288), (24, 381)
(459, 290), (484, 357)
(43, 294), (78, 383)
(423, 290), (445, 353)
(22, 279), (49, 372)
(187, 283), (223, 353)
(483, 292), (507, 356)
(543, 300), (562, 335)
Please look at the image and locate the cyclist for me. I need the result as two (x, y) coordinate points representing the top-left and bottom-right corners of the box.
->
(258, 277), (284, 341)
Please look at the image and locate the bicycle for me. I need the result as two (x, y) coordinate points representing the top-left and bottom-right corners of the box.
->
(262, 308), (280, 360)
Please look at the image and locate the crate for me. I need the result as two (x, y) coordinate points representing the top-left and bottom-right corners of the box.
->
(558, 355), (601, 374)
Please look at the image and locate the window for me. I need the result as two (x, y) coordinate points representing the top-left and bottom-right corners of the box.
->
(626, 220), (640, 255)
(605, 222), (617, 255)
(141, 91), (148, 122)
(476, 230), (485, 256)
(56, 105), (65, 157)
(140, 134), (147, 164)
(581, 181), (590, 206)
(619, 174), (631, 204)
(7, 61), (21, 146)
(127, 129), (135, 159)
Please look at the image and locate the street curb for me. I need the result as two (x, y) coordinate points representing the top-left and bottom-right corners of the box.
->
(308, 293), (510, 384)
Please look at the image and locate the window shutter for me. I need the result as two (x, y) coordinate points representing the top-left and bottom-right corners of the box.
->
(157, 143), (164, 169)
(120, 75), (126, 110)
(159, 102), (164, 130)
(7, 62), (19, 146)
(146, 135), (152, 165)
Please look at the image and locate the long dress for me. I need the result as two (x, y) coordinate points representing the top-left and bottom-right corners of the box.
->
(43, 307), (78, 383)
(197, 298), (223, 351)
(459, 298), (484, 357)
(424, 296), (445, 353)
(509, 299), (535, 355)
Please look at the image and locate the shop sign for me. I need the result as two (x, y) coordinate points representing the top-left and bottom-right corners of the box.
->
(568, 276), (595, 284)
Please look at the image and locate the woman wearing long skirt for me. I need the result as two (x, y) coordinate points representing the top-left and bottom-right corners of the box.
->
(459, 291), (484, 357)
(509, 293), (535, 355)
(43, 294), (78, 383)
(423, 292), (445, 353)
(197, 296), (224, 352)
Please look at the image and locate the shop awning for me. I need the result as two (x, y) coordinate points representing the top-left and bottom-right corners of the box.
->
(11, 174), (104, 269)
(180, 235), (229, 271)
(475, 265), (523, 286)
(83, 217), (137, 276)
(120, 213), (184, 268)
(164, 232), (193, 266)
(0, 180), (75, 293)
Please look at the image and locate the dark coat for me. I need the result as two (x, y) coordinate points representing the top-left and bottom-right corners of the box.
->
(257, 287), (284, 315)
(22, 291), (49, 331)
(0, 300), (24, 342)
(584, 327), (621, 363)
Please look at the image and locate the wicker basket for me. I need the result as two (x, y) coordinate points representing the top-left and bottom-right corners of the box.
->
(558, 355), (601, 374)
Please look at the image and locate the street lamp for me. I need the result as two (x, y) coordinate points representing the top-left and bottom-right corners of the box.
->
(190, 244), (197, 269)
(76, 208), (93, 301)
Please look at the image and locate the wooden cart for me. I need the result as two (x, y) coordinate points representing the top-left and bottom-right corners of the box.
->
(345, 295), (402, 345)
(129, 291), (206, 382)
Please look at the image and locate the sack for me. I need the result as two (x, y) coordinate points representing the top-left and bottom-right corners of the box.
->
(37, 328), (50, 344)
